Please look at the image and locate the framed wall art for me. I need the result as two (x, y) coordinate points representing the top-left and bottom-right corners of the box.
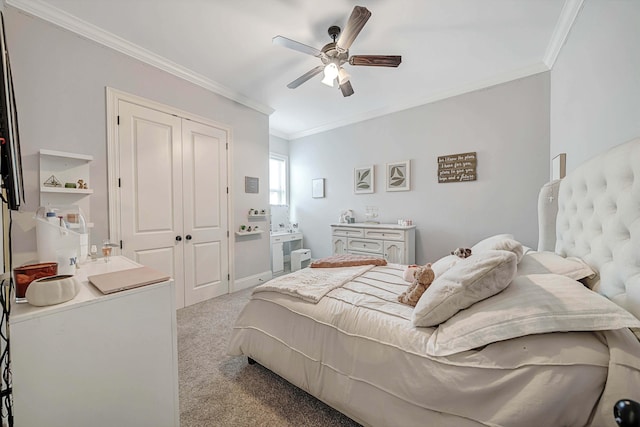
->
(386, 160), (410, 191)
(244, 176), (259, 193)
(312, 178), (325, 198)
(354, 166), (374, 194)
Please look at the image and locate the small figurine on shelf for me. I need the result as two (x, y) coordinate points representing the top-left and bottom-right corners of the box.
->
(43, 175), (62, 188)
(247, 226), (253, 232)
(77, 179), (88, 189)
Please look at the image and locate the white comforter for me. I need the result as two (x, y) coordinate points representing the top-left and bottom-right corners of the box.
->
(229, 264), (640, 427)
(252, 264), (374, 302)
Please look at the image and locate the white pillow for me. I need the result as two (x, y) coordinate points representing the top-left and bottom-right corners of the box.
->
(426, 273), (640, 356)
(430, 254), (461, 278)
(412, 250), (517, 327)
(516, 251), (597, 281)
(470, 234), (514, 253)
(472, 235), (524, 263)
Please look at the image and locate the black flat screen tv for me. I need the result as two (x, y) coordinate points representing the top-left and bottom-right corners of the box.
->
(0, 11), (24, 211)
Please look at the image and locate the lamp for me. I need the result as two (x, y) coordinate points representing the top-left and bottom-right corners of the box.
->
(321, 63), (339, 87)
(338, 67), (350, 85)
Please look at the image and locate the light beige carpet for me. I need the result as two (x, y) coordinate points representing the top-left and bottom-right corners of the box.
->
(177, 287), (361, 427)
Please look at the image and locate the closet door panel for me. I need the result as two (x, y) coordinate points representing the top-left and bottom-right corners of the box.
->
(118, 100), (185, 308)
(133, 124), (175, 232)
(182, 120), (229, 306)
(134, 247), (177, 283)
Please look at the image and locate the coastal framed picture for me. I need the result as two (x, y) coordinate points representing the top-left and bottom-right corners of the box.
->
(386, 160), (410, 191)
(354, 165), (374, 194)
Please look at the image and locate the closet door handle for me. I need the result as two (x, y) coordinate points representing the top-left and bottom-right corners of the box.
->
(175, 236), (182, 242)
(185, 235), (192, 241)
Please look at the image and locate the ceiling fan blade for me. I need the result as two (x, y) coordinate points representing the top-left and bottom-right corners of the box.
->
(336, 6), (371, 51)
(287, 65), (324, 89)
(273, 35), (323, 58)
(340, 80), (354, 97)
(349, 55), (402, 67)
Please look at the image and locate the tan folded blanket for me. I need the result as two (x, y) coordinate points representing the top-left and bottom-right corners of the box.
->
(311, 254), (387, 268)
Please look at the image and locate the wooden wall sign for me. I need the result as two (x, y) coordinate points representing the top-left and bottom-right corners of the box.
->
(437, 152), (477, 183)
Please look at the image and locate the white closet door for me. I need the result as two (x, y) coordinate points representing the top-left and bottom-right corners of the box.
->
(118, 100), (186, 308)
(181, 119), (229, 306)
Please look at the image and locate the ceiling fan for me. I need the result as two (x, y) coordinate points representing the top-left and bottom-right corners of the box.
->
(273, 5), (402, 97)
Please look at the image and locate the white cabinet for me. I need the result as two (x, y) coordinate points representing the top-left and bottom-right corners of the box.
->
(271, 232), (303, 274)
(332, 236), (347, 254)
(10, 256), (179, 427)
(331, 223), (415, 264)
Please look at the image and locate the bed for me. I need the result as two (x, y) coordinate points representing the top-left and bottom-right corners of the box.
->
(229, 138), (640, 427)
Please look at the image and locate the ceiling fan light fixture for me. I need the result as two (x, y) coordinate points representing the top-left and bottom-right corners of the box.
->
(338, 67), (350, 85)
(321, 62), (339, 87)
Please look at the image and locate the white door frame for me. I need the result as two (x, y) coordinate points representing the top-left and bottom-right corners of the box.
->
(105, 87), (235, 293)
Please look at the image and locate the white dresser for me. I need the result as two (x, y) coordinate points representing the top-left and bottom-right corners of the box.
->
(331, 223), (416, 264)
(10, 256), (179, 427)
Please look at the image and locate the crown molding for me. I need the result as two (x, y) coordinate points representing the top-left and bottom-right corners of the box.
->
(543, 0), (584, 69)
(268, 128), (290, 140)
(6, 0), (274, 116)
(284, 62), (550, 141)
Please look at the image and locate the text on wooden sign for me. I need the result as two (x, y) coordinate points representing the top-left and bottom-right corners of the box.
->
(437, 152), (477, 183)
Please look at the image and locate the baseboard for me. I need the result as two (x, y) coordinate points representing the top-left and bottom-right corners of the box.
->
(231, 270), (272, 292)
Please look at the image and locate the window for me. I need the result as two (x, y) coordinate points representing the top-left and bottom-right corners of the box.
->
(269, 153), (288, 205)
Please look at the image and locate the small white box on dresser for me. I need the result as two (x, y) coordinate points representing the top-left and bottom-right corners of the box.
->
(331, 223), (416, 264)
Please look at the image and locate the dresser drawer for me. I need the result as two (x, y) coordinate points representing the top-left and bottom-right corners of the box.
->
(363, 229), (405, 241)
(348, 250), (384, 259)
(347, 238), (384, 254)
(332, 227), (364, 237)
(271, 232), (303, 244)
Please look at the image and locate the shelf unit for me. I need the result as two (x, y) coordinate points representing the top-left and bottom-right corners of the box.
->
(235, 230), (265, 236)
(40, 149), (93, 225)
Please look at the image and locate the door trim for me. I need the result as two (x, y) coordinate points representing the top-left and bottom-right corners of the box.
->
(105, 87), (235, 291)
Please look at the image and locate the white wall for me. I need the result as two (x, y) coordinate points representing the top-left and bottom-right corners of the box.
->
(4, 7), (271, 281)
(551, 0), (640, 171)
(269, 135), (289, 158)
(289, 73), (550, 264)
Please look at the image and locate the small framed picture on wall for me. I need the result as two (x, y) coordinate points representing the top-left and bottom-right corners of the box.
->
(354, 166), (374, 194)
(312, 178), (325, 198)
(386, 160), (410, 191)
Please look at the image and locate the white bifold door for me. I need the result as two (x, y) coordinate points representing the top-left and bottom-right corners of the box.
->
(117, 100), (229, 309)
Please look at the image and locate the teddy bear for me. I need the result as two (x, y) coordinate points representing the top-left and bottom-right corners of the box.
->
(402, 264), (419, 282)
(451, 247), (472, 258)
(398, 263), (435, 307)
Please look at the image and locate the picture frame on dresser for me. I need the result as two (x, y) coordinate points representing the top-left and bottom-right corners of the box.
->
(354, 165), (374, 194)
(386, 160), (410, 191)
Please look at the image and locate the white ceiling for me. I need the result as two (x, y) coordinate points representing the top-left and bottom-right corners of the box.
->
(8, 0), (582, 139)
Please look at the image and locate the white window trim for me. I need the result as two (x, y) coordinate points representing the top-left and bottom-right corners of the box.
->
(269, 152), (289, 206)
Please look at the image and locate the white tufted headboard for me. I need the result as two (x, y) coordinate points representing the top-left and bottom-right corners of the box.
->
(538, 138), (640, 319)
